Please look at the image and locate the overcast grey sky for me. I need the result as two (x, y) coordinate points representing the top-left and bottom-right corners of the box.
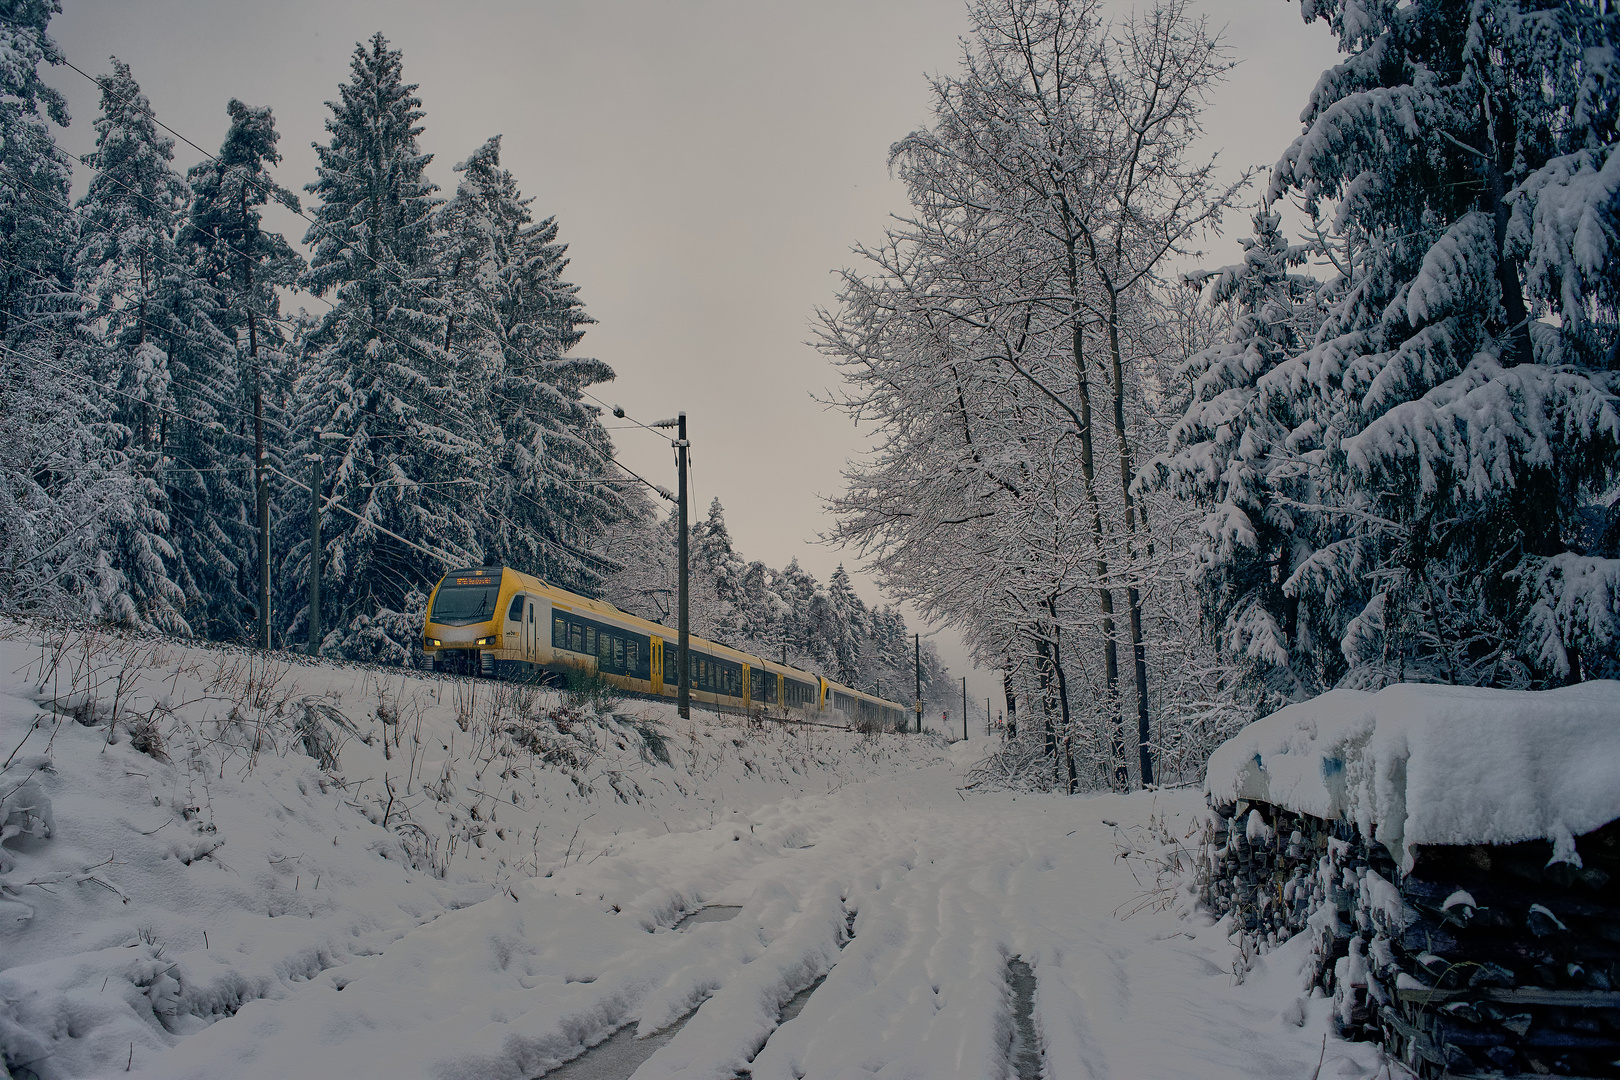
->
(41, 0), (1340, 713)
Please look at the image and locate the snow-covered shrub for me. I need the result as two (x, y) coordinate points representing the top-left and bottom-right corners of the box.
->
(0, 755), (56, 876)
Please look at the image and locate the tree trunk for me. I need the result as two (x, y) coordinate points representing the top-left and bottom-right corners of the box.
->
(1068, 307), (1126, 788)
(1003, 663), (1017, 740)
(1045, 598), (1078, 794)
(1034, 632), (1057, 763)
(1106, 290), (1154, 788)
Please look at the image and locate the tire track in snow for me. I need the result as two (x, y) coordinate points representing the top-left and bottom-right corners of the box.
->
(120, 769), (1389, 1080)
(1006, 958), (1041, 1080)
(740, 817), (1038, 1080)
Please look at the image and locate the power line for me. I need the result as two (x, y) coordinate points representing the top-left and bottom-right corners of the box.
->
(0, 338), (265, 455)
(26, 58), (669, 586)
(264, 463), (463, 568)
(59, 55), (676, 464)
(0, 157), (305, 341)
(0, 253), (302, 445)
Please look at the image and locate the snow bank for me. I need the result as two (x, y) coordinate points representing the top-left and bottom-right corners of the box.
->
(0, 619), (945, 1079)
(1204, 681), (1620, 871)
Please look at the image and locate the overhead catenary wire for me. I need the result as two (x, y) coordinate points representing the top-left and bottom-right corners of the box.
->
(0, 338), (266, 456)
(4, 166), (640, 514)
(264, 463), (464, 568)
(56, 56), (679, 464)
(23, 57), (670, 589)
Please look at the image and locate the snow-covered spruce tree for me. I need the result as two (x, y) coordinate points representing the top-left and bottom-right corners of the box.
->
(179, 99), (305, 641)
(72, 58), (210, 632)
(290, 34), (478, 661)
(1257, 0), (1620, 687)
(0, 0), (70, 340)
(734, 559), (781, 650)
(435, 135), (630, 593)
(825, 565), (870, 685)
(692, 497), (746, 642)
(0, 0), (132, 619)
(770, 557), (825, 670)
(1145, 210), (1332, 705)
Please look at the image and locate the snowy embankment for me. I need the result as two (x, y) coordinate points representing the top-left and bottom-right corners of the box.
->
(0, 620), (944, 1079)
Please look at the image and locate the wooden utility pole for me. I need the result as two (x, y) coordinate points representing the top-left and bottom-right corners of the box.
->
(307, 452), (322, 655)
(962, 676), (968, 743)
(913, 633), (922, 734)
(677, 412), (690, 720)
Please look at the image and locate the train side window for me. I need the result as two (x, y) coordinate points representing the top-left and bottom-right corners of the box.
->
(627, 640), (639, 673)
(614, 637), (624, 669)
(553, 617), (566, 648)
(508, 596), (524, 621)
(585, 626), (596, 655)
(570, 623), (583, 653)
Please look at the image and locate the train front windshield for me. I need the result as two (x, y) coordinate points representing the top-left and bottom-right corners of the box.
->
(430, 574), (501, 624)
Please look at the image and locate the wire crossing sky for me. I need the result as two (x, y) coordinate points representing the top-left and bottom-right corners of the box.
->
(40, 0), (1341, 705)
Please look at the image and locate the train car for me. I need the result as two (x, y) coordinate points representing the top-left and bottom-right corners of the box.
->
(421, 566), (913, 730)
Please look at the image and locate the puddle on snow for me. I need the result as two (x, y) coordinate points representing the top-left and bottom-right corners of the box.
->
(535, 909), (739, 1078)
(537, 1010), (696, 1080)
(777, 972), (825, 1025)
(672, 905), (742, 931)
(733, 910), (858, 1079)
(1006, 957), (1042, 1080)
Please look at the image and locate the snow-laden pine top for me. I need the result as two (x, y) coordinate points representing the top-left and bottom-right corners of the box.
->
(1204, 682), (1620, 872)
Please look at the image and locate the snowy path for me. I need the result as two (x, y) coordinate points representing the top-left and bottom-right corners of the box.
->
(120, 739), (1381, 1080)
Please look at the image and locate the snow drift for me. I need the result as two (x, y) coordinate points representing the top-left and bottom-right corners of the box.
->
(0, 619), (945, 1079)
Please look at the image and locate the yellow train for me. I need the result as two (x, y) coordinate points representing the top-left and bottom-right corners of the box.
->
(421, 566), (914, 731)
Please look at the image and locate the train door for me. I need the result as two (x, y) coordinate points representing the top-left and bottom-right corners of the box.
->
(742, 664), (751, 709)
(651, 637), (664, 694)
(521, 598), (536, 660)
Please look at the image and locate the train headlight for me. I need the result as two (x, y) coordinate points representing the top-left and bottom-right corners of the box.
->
(474, 636), (497, 647)
(426, 638), (441, 647)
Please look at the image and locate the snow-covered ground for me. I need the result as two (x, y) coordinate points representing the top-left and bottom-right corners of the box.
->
(1, 621), (1384, 1079)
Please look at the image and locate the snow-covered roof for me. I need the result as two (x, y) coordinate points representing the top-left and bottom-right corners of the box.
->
(1204, 682), (1620, 873)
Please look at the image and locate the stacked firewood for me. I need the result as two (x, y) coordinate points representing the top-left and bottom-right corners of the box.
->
(1202, 802), (1620, 1078)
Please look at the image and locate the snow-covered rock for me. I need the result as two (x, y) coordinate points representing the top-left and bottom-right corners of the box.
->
(1204, 681), (1620, 871)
